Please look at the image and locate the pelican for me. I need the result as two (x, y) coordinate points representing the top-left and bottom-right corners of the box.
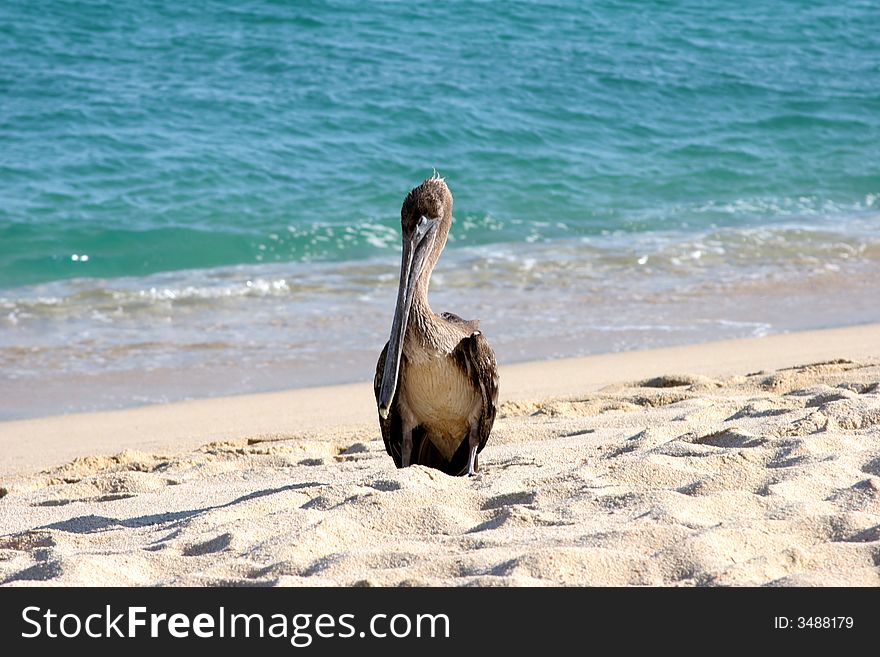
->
(374, 174), (498, 476)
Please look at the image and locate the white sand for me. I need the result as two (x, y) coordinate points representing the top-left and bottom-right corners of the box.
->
(1, 325), (879, 586)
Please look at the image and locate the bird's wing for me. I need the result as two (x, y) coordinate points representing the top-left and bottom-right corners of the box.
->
(374, 341), (401, 465)
(451, 330), (499, 455)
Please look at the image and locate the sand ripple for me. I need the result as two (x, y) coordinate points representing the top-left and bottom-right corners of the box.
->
(1, 359), (879, 586)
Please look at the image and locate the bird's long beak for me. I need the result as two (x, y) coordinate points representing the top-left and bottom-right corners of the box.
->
(378, 216), (439, 418)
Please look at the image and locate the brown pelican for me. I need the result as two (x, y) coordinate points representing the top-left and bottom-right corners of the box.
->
(374, 174), (498, 476)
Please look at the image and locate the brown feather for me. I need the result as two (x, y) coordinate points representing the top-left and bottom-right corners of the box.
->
(374, 176), (498, 476)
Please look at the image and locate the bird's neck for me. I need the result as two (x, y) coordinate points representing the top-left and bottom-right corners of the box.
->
(405, 269), (450, 355)
(409, 270), (434, 332)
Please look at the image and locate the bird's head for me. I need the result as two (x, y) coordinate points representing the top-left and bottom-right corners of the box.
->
(399, 174), (453, 269)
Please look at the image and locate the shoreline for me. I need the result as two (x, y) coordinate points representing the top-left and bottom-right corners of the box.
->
(4, 220), (879, 423)
(2, 322), (878, 479)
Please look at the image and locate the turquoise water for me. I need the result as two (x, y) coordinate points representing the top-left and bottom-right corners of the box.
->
(1, 1), (879, 418)
(3, 0), (879, 286)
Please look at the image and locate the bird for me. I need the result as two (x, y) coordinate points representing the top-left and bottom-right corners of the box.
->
(374, 174), (498, 476)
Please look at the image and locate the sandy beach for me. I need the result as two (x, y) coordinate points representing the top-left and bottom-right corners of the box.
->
(1, 324), (879, 586)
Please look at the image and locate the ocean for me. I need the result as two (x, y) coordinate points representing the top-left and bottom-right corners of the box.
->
(1, 0), (879, 419)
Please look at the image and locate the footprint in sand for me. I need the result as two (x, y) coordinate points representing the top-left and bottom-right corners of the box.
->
(0, 530), (57, 552)
(862, 457), (880, 477)
(689, 427), (767, 449)
(481, 491), (537, 510)
(182, 532), (234, 557)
